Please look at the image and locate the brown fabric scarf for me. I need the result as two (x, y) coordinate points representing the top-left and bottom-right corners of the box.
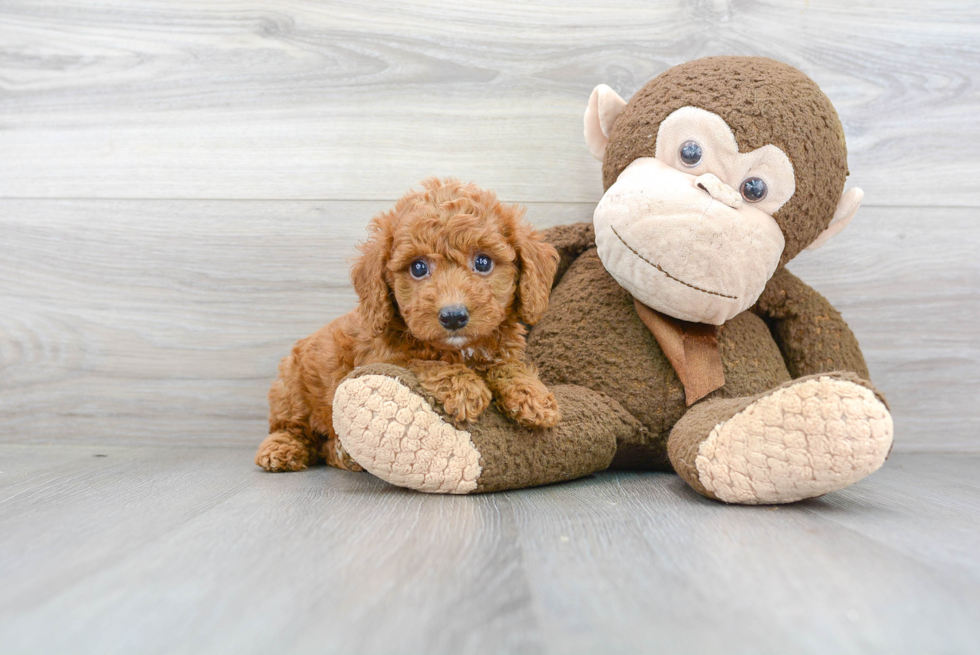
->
(633, 298), (725, 406)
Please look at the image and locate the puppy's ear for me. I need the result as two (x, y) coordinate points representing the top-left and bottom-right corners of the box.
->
(512, 220), (559, 326)
(351, 214), (395, 337)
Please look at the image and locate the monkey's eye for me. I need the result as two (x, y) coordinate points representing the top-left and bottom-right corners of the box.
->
(409, 259), (430, 279)
(740, 177), (768, 203)
(679, 140), (703, 167)
(472, 253), (493, 274)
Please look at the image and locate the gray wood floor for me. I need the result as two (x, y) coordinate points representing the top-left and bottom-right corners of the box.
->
(1, 446), (978, 655)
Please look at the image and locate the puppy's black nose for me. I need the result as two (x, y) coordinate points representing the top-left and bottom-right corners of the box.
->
(438, 305), (469, 330)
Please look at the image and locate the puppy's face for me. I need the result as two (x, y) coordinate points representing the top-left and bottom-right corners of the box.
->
(388, 213), (518, 350)
(352, 179), (559, 352)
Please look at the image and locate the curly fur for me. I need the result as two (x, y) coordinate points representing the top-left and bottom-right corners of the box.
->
(256, 178), (561, 472)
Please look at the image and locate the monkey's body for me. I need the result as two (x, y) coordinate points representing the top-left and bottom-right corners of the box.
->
(529, 242), (794, 470)
(513, 226), (890, 503)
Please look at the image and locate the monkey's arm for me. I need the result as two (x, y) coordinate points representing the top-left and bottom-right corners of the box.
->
(540, 222), (596, 288)
(753, 267), (871, 380)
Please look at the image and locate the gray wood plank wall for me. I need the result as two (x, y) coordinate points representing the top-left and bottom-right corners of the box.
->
(1, 1), (978, 451)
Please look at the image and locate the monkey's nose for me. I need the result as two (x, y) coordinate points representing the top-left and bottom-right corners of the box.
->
(438, 305), (469, 330)
(695, 173), (743, 209)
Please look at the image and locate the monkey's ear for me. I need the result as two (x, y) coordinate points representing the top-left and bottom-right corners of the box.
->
(807, 187), (864, 251)
(584, 84), (627, 161)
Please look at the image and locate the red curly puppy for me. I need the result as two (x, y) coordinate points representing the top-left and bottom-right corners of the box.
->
(256, 178), (561, 472)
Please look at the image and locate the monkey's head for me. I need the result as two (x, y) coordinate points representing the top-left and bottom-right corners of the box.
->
(584, 57), (863, 325)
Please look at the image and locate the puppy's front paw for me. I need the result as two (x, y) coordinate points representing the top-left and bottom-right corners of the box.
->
(417, 368), (492, 424)
(437, 378), (492, 424)
(255, 432), (313, 472)
(444, 384), (492, 424)
(497, 380), (561, 429)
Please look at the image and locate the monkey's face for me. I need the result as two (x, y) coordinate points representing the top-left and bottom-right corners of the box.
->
(593, 107), (795, 325)
(586, 58), (863, 325)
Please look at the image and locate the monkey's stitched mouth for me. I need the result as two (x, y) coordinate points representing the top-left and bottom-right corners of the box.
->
(609, 225), (738, 300)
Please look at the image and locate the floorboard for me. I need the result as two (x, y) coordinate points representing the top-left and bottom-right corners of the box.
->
(1, 446), (978, 654)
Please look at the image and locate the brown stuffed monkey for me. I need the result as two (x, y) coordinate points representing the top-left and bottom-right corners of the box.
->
(330, 56), (894, 504)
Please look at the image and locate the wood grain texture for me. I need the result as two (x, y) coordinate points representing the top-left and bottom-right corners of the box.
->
(0, 0), (978, 204)
(1, 446), (978, 654)
(1, 200), (976, 450)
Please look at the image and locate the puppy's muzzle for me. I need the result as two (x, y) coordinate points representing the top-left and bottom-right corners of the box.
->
(438, 305), (469, 331)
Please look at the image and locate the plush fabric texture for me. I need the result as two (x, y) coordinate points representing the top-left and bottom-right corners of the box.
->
(653, 107), (797, 214)
(540, 222), (597, 288)
(593, 157), (786, 324)
(528, 242), (796, 470)
(335, 364), (625, 494)
(335, 368), (482, 494)
(754, 267), (871, 380)
(602, 56), (848, 266)
(584, 84), (628, 159)
(808, 188), (864, 251)
(471, 384), (630, 493)
(667, 373), (893, 504)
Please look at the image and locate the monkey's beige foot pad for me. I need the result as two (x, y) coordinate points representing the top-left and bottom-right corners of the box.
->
(334, 373), (481, 494)
(333, 364), (625, 494)
(693, 376), (893, 504)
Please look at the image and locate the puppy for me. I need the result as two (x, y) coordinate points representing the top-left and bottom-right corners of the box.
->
(256, 178), (561, 472)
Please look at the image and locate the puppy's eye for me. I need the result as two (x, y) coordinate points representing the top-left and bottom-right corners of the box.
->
(472, 254), (493, 274)
(409, 259), (429, 279)
(679, 140), (703, 167)
(740, 177), (768, 203)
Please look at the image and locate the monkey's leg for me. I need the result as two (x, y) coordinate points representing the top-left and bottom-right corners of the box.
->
(332, 364), (637, 494)
(667, 373), (893, 504)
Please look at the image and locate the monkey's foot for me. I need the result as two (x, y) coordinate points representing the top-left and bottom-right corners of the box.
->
(333, 364), (629, 494)
(668, 374), (894, 505)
